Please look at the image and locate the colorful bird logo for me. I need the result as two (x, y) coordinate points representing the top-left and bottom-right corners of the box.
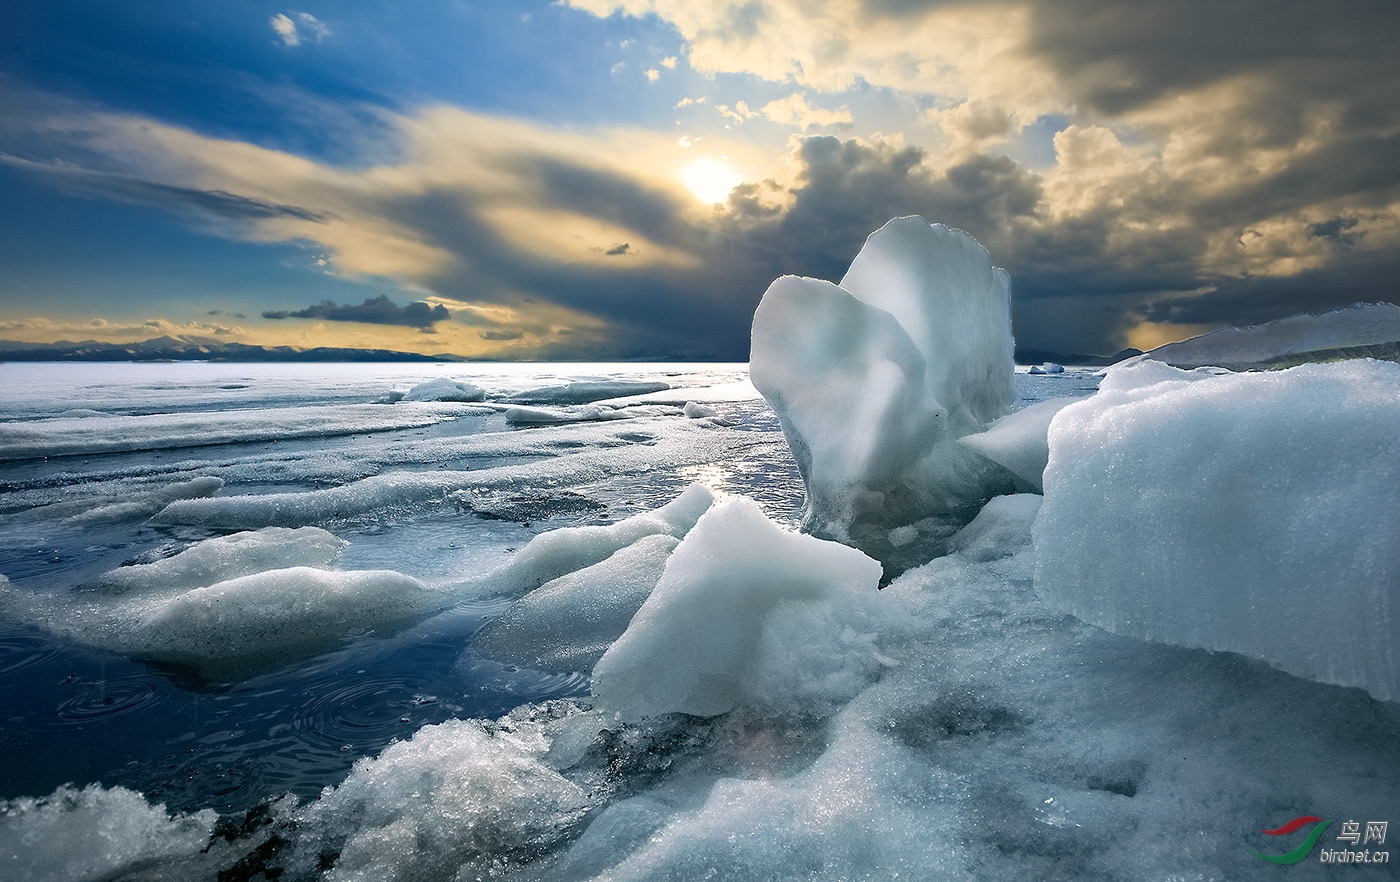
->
(1251, 816), (1334, 864)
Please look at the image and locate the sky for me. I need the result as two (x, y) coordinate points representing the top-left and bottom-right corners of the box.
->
(1, 0), (1397, 360)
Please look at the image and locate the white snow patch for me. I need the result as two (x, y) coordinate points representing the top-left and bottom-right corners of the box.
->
(284, 715), (591, 882)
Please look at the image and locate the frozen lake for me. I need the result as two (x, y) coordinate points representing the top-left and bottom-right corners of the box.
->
(0, 361), (1394, 881)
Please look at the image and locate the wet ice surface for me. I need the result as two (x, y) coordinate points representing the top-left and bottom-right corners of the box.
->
(1, 362), (1396, 882)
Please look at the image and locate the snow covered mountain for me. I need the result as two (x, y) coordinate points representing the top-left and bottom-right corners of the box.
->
(1144, 302), (1400, 370)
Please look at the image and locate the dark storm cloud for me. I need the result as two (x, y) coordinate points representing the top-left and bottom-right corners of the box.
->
(526, 157), (685, 242)
(129, 182), (329, 224)
(262, 295), (450, 330)
(746, 136), (1044, 284)
(1025, 0), (1400, 118)
(1140, 253), (1400, 328)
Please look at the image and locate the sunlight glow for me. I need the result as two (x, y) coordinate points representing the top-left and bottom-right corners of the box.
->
(683, 159), (743, 204)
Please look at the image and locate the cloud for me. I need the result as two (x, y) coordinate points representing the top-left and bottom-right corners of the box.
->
(270, 12), (329, 48)
(716, 101), (759, 125)
(10, 0), (1400, 364)
(761, 94), (852, 130)
(262, 295), (450, 330)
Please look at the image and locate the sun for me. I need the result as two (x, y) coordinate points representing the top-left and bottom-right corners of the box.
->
(683, 159), (743, 204)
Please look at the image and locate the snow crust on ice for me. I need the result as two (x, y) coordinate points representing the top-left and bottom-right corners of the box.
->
(750, 216), (1016, 564)
(473, 534), (679, 673)
(1144, 301), (1400, 370)
(399, 377), (485, 402)
(0, 783), (216, 882)
(591, 496), (886, 720)
(1034, 358), (1400, 701)
(284, 713), (591, 882)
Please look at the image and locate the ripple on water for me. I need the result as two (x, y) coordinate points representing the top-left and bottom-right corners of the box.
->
(54, 674), (162, 723)
(0, 633), (62, 675)
(290, 674), (458, 753)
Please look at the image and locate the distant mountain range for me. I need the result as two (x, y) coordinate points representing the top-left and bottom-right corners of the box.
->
(7, 303), (1399, 368)
(0, 334), (462, 363)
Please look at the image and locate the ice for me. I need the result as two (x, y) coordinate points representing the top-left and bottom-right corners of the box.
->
(1145, 301), (1400, 370)
(398, 377), (485, 402)
(1027, 362), (1064, 374)
(591, 496), (886, 720)
(282, 714), (592, 882)
(7, 479), (1400, 880)
(958, 397), (1083, 492)
(837, 218), (1015, 433)
(0, 527), (442, 676)
(241, 489), (1391, 882)
(504, 404), (629, 425)
(1034, 358), (1400, 701)
(0, 783), (216, 882)
(473, 534), (679, 673)
(0, 404), (449, 461)
(90, 526), (345, 594)
(154, 428), (731, 531)
(5, 360), (1399, 881)
(508, 380), (670, 405)
(484, 483), (713, 597)
(750, 216), (1016, 563)
(946, 492), (1042, 562)
(681, 401), (716, 419)
(132, 566), (441, 673)
(61, 475), (224, 525)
